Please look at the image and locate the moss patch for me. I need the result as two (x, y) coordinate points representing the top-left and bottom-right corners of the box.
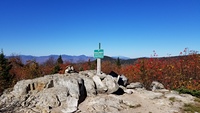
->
(169, 97), (176, 102)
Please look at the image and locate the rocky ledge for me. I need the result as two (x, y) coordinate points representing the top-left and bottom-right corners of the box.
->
(0, 70), (198, 113)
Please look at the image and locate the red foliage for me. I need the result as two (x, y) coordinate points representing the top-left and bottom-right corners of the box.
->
(122, 54), (200, 90)
(7, 51), (200, 91)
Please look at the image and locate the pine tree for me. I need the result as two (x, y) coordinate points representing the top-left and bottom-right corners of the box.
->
(88, 59), (91, 69)
(52, 64), (60, 74)
(116, 57), (121, 68)
(57, 55), (63, 64)
(0, 50), (13, 93)
(0, 50), (12, 81)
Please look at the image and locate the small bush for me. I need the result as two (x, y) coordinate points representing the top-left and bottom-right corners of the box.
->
(176, 87), (200, 98)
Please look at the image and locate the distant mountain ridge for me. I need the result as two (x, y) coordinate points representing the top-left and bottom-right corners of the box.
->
(9, 55), (95, 64)
(112, 56), (130, 60)
(7, 54), (194, 65)
(7, 54), (133, 64)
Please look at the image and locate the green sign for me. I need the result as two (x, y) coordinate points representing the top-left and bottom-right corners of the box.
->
(94, 49), (104, 58)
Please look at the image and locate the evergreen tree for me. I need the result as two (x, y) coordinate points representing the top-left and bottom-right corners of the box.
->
(52, 55), (63, 74)
(116, 57), (121, 68)
(52, 65), (61, 74)
(0, 50), (12, 81)
(88, 59), (91, 69)
(0, 50), (13, 93)
(57, 55), (63, 64)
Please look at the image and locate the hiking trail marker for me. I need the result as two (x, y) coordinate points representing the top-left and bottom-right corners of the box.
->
(94, 49), (104, 59)
(94, 43), (104, 75)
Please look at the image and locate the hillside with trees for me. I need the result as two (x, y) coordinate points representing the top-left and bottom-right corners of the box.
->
(0, 49), (200, 97)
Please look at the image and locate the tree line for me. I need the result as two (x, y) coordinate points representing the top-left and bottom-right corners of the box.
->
(1, 49), (200, 96)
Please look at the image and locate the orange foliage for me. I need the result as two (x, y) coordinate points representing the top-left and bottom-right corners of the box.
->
(7, 52), (200, 91)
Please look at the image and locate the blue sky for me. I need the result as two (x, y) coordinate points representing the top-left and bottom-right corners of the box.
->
(0, 0), (200, 58)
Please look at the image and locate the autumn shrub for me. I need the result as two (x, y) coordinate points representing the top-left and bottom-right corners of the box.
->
(119, 50), (200, 91)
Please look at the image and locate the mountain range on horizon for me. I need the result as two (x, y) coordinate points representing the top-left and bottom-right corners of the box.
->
(6, 54), (131, 64)
(6, 54), (198, 66)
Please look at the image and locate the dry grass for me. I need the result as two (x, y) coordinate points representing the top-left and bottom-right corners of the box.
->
(194, 97), (200, 103)
(183, 103), (200, 113)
